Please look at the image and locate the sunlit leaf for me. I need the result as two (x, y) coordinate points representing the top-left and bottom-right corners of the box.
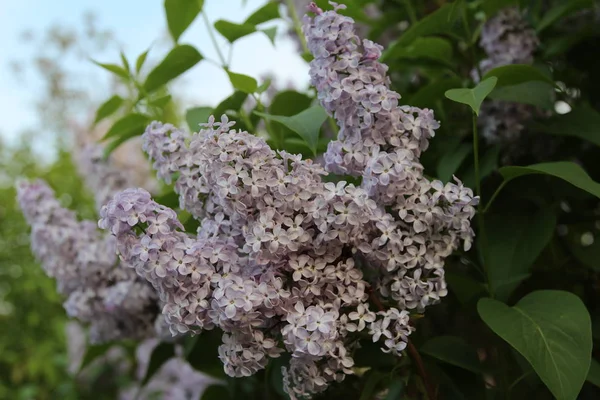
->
(102, 113), (149, 140)
(244, 1), (280, 25)
(164, 0), (204, 42)
(214, 20), (256, 43)
(143, 45), (203, 93)
(226, 70), (258, 93)
(186, 106), (213, 131)
(94, 95), (124, 124)
(92, 61), (130, 80)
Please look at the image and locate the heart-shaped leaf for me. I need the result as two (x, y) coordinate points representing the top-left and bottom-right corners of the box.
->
(478, 290), (592, 400)
(445, 77), (498, 115)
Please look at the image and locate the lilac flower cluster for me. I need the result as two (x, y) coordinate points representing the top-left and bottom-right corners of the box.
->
(476, 7), (547, 151)
(98, 3), (477, 399)
(17, 180), (160, 343)
(478, 7), (539, 75)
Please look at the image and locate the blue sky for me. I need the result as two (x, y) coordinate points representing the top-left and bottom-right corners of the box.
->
(0, 0), (309, 147)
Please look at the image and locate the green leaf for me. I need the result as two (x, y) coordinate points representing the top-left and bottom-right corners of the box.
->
(256, 78), (272, 94)
(267, 90), (313, 143)
(141, 342), (175, 385)
(255, 105), (328, 156)
(437, 143), (472, 183)
(536, 0), (593, 33)
(79, 343), (113, 372)
(261, 26), (278, 45)
(94, 95), (124, 124)
(382, 2), (464, 61)
(587, 358), (600, 388)
(187, 329), (225, 378)
(214, 20), (256, 43)
(359, 370), (387, 400)
(143, 45), (203, 93)
(213, 91), (248, 117)
(226, 70), (258, 93)
(103, 134), (137, 158)
(421, 336), (482, 373)
(462, 146), (500, 189)
(499, 162), (600, 199)
(528, 104), (600, 147)
(482, 64), (555, 88)
(164, 0), (203, 42)
(92, 61), (130, 80)
(484, 208), (556, 300)
(445, 77), (498, 115)
(385, 37), (453, 65)
(478, 290), (592, 400)
(488, 81), (555, 110)
(481, 0), (519, 17)
(120, 51), (131, 73)
(384, 381), (404, 400)
(201, 385), (230, 400)
(149, 94), (172, 108)
(135, 48), (150, 73)
(244, 1), (280, 25)
(102, 113), (149, 140)
(186, 106), (213, 131)
(445, 271), (486, 304)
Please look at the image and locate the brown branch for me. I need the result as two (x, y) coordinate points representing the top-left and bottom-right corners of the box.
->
(407, 340), (437, 400)
(368, 288), (437, 400)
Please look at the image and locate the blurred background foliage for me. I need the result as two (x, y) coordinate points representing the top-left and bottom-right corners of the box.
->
(4, 0), (600, 399)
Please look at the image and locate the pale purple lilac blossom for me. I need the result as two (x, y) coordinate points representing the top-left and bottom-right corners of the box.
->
(17, 180), (160, 343)
(99, 3), (477, 399)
